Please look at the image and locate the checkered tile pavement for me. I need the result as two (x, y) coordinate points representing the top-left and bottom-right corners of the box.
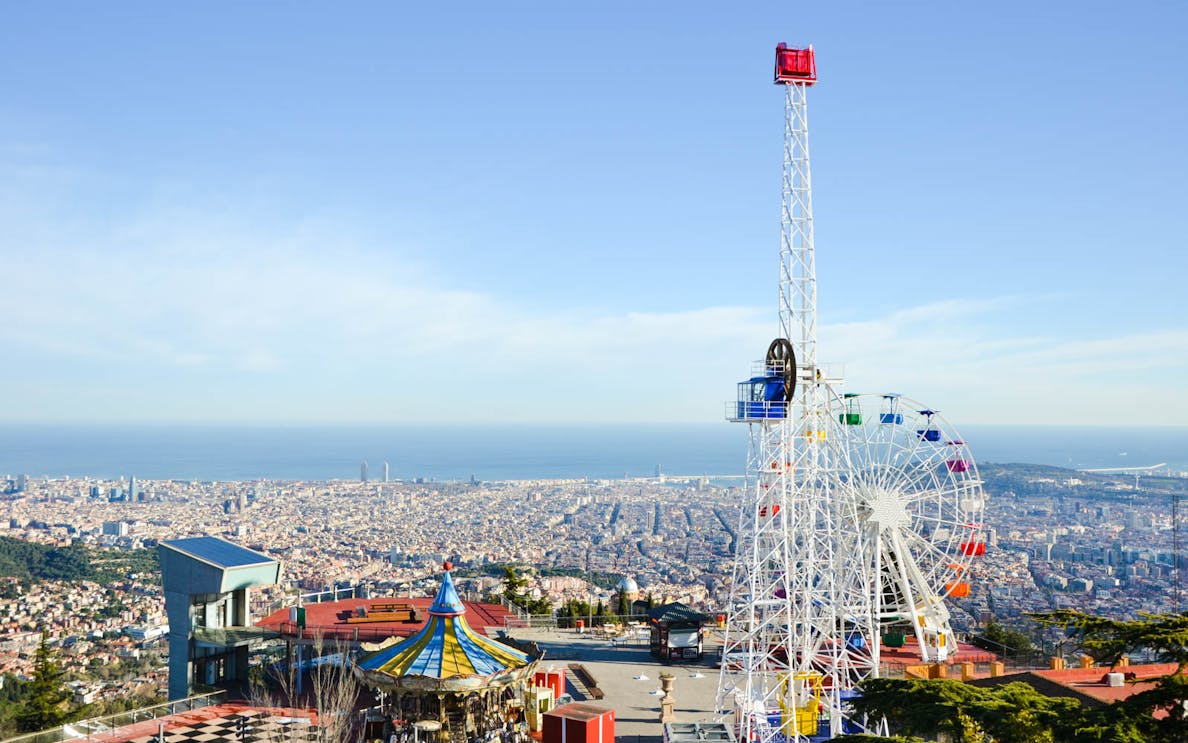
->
(124, 709), (319, 743)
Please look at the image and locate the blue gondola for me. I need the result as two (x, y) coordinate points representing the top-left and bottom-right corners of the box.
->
(916, 409), (941, 441)
(879, 393), (904, 425)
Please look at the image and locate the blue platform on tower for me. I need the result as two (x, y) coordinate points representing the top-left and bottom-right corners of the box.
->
(733, 375), (787, 420)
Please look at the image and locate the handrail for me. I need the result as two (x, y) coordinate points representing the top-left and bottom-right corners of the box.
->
(0, 691), (227, 743)
(273, 621), (415, 644)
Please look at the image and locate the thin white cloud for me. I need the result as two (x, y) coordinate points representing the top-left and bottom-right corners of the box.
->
(1, 161), (1185, 424)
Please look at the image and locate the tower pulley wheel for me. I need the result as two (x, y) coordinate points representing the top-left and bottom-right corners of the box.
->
(766, 338), (796, 401)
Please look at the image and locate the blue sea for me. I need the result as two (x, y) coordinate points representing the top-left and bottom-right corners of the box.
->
(0, 423), (1185, 482)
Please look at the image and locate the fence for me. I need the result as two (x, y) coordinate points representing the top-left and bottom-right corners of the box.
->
(274, 621), (415, 644)
(1, 691), (227, 743)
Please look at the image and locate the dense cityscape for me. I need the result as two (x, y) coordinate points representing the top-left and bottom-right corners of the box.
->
(2, 462), (1186, 721)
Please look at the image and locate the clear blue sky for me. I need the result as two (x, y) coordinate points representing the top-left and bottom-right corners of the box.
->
(1, 1), (1185, 425)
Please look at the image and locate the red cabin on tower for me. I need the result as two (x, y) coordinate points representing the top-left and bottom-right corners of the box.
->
(774, 43), (816, 85)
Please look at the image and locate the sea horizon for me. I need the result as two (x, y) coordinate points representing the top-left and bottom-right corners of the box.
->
(1, 422), (1186, 483)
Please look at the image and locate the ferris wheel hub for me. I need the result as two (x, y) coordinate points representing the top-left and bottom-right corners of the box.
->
(863, 490), (911, 530)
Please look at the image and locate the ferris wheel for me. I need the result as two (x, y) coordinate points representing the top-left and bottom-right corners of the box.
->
(829, 393), (987, 665)
(716, 43), (991, 741)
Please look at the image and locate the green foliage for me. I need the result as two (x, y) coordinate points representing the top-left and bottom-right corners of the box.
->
(0, 538), (158, 586)
(499, 566), (552, 615)
(852, 678), (1079, 743)
(0, 672), (30, 736)
(556, 598), (592, 628)
(1029, 611), (1188, 742)
(1029, 610), (1188, 670)
(0, 674), (28, 704)
(15, 633), (71, 732)
(0, 537), (90, 581)
(500, 566), (527, 601)
(90, 548), (159, 585)
(859, 613), (1188, 743)
(470, 563), (617, 589)
(980, 619), (1036, 660)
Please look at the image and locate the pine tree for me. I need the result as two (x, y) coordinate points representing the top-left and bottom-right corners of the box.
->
(1030, 610), (1188, 742)
(16, 633), (71, 732)
(501, 566), (527, 607)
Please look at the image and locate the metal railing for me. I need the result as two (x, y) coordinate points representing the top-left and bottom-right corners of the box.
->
(1, 691), (227, 743)
(192, 625), (279, 646)
(725, 401), (789, 422)
(274, 620), (415, 644)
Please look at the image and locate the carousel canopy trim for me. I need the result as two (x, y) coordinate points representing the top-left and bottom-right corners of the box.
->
(357, 569), (530, 679)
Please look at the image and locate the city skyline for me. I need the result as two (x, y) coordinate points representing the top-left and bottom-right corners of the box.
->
(2, 2), (1185, 426)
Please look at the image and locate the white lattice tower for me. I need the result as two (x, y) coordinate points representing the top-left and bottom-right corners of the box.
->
(717, 44), (990, 741)
(717, 44), (852, 742)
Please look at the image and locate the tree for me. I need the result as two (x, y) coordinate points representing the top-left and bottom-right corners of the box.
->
(15, 633), (71, 732)
(1030, 610), (1188, 743)
(849, 678), (1078, 743)
(498, 567), (551, 616)
(980, 619), (1035, 661)
(501, 566), (527, 606)
(556, 599), (591, 629)
(252, 634), (360, 743)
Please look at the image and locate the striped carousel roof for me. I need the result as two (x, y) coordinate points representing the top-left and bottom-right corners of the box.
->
(356, 567), (531, 681)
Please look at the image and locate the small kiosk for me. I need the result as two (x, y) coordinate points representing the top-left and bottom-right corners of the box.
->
(648, 603), (710, 662)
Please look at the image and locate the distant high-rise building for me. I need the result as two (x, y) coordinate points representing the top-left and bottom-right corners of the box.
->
(15, 474), (28, 493)
(361, 460), (368, 483)
(102, 520), (129, 537)
(129, 476), (139, 501)
(383, 461), (390, 483)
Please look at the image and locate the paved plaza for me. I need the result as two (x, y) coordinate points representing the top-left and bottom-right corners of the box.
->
(509, 627), (723, 743)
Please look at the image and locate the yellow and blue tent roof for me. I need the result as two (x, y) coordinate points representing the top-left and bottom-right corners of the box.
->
(357, 569), (530, 679)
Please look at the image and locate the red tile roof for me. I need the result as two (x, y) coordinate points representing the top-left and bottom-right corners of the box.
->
(257, 597), (515, 643)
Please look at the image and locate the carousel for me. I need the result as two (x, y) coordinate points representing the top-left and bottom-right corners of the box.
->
(354, 563), (541, 742)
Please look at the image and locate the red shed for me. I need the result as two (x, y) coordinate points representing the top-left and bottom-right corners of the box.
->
(534, 669), (565, 700)
(542, 703), (615, 743)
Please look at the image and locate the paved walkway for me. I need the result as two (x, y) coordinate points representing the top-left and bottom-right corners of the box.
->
(512, 627), (721, 743)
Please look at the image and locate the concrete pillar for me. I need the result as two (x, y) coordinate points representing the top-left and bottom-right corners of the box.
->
(1079, 654), (1094, 669)
(164, 589), (193, 701)
(233, 588), (249, 626)
(989, 661), (1005, 677)
(1049, 657), (1066, 670)
(961, 662), (975, 681)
